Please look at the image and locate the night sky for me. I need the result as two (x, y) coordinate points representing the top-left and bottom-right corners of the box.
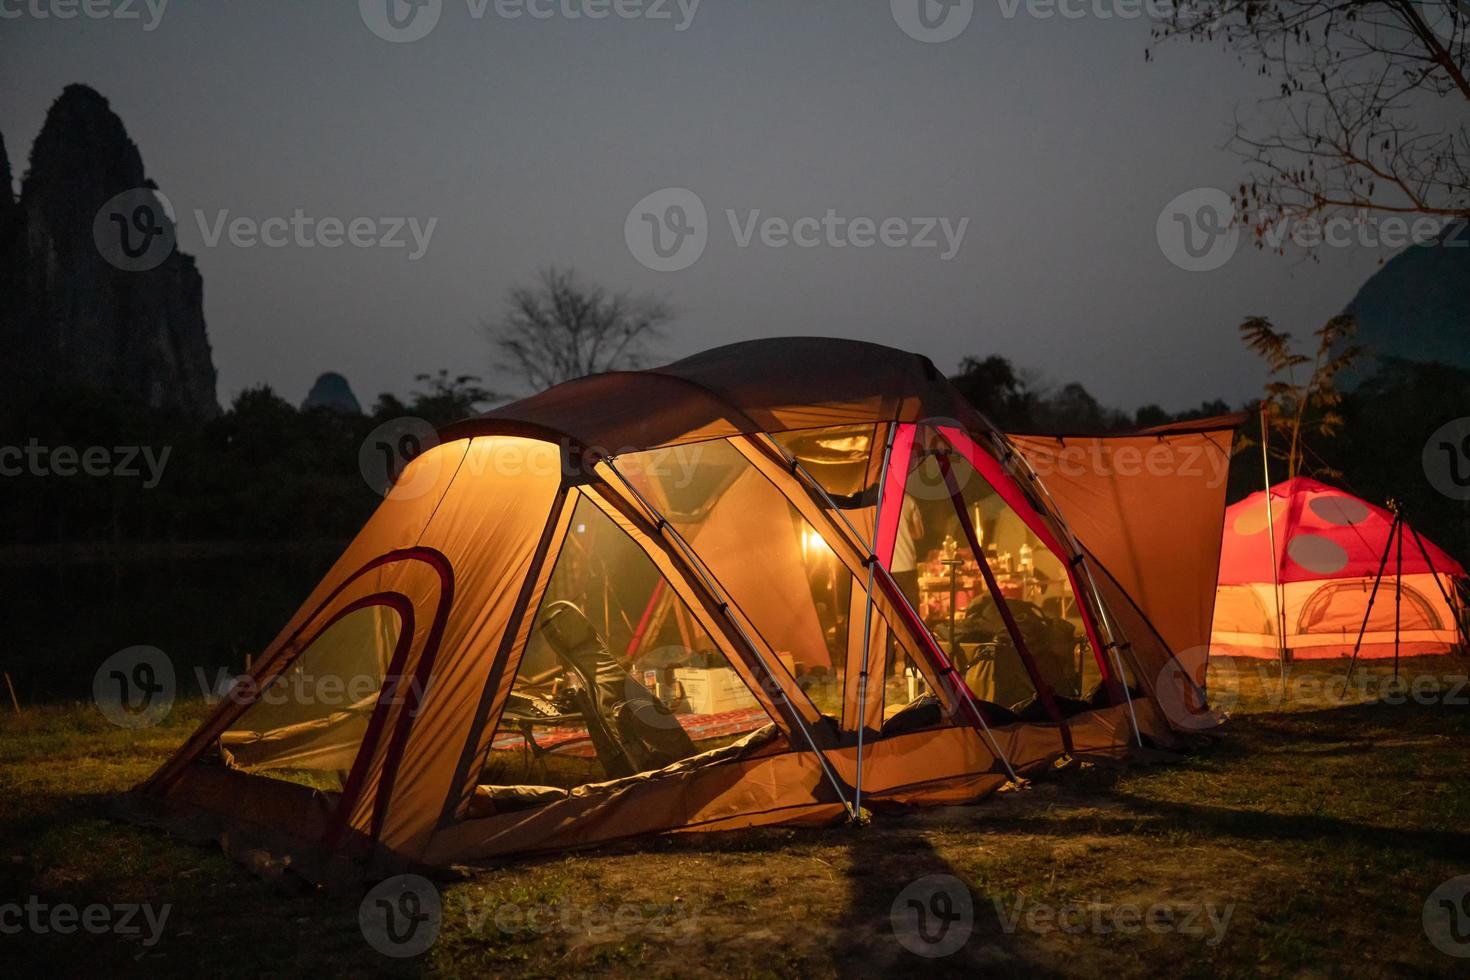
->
(1, 1), (1394, 411)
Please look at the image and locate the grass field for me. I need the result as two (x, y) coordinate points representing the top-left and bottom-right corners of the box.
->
(2, 654), (1468, 978)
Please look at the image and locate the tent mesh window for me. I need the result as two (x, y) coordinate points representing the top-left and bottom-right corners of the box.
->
(1299, 579), (1442, 634)
(771, 423), (879, 500)
(620, 438), (857, 727)
(217, 603), (402, 792)
(897, 447), (1097, 708)
(480, 494), (776, 793)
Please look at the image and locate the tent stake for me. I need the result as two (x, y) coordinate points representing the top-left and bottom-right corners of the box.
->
(3, 672), (18, 714)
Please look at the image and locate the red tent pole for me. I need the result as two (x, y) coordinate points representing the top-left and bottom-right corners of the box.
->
(626, 578), (666, 660)
(1339, 512), (1399, 699)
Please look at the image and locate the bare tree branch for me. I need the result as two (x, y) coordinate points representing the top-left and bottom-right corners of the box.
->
(1153, 0), (1470, 245)
(484, 267), (673, 392)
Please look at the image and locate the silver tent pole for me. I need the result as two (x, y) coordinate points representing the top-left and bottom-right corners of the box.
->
(600, 457), (858, 822)
(850, 423), (897, 817)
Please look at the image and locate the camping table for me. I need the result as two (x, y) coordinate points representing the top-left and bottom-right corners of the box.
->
(497, 701), (589, 776)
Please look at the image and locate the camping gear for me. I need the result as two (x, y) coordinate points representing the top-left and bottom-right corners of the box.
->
(121, 338), (1236, 882)
(1211, 478), (1468, 661)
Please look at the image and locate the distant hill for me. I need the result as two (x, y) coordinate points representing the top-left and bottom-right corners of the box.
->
(1343, 220), (1470, 382)
(301, 371), (363, 414)
(0, 85), (217, 416)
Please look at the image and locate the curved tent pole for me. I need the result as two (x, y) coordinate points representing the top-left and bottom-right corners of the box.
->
(598, 456), (859, 822)
(758, 424), (1022, 785)
(985, 429), (1144, 747)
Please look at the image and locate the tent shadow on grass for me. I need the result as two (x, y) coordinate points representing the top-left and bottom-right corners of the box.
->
(834, 826), (1074, 979)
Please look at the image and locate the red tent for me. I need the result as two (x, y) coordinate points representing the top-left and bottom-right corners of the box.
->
(1212, 478), (1467, 659)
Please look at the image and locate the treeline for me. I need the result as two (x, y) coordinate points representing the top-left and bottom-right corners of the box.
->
(2, 356), (1464, 565)
(948, 354), (1233, 434)
(0, 372), (488, 548)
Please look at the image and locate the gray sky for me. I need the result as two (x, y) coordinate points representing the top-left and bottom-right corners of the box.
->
(1, 0), (1394, 413)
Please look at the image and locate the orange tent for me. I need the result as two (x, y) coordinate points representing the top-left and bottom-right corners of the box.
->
(1211, 479), (1468, 660)
(122, 339), (1236, 882)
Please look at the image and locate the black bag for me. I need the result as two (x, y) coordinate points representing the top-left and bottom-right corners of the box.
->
(964, 595), (1081, 695)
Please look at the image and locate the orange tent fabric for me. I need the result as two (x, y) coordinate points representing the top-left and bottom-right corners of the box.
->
(123, 339), (1225, 883)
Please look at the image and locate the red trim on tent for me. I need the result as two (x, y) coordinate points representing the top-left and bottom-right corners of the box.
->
(877, 423), (916, 566)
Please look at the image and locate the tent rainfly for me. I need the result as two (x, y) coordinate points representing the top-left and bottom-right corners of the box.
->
(1211, 478), (1468, 661)
(121, 338), (1238, 883)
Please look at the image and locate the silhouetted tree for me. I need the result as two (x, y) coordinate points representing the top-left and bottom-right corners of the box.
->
(404, 370), (497, 427)
(1134, 403), (1171, 427)
(1240, 313), (1361, 477)
(485, 267), (672, 392)
(950, 354), (1036, 429)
